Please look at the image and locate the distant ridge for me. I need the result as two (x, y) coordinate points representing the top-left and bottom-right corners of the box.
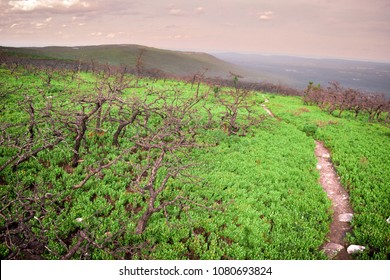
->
(3, 44), (388, 96)
(0, 44), (253, 79)
(214, 52), (390, 97)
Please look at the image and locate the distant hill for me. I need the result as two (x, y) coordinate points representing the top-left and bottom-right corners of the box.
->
(0, 44), (254, 80)
(214, 52), (390, 98)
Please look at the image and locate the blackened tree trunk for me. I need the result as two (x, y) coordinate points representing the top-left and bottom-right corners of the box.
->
(71, 115), (88, 168)
(112, 110), (140, 147)
(135, 203), (155, 235)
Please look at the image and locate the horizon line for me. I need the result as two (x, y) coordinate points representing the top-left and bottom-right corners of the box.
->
(1, 43), (390, 64)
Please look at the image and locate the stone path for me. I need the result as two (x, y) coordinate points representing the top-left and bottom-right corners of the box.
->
(261, 99), (275, 117)
(315, 141), (354, 259)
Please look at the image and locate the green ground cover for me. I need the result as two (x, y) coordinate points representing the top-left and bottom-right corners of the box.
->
(1, 64), (388, 260)
(267, 95), (390, 259)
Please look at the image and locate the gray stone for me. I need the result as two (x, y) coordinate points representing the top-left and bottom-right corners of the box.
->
(338, 213), (353, 222)
(347, 245), (365, 254)
(323, 243), (344, 259)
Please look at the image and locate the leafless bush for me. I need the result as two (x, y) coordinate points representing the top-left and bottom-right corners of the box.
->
(303, 81), (389, 121)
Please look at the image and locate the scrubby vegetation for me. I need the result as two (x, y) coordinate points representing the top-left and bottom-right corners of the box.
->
(0, 55), (389, 260)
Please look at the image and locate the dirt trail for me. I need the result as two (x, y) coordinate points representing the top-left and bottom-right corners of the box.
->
(261, 103), (354, 259)
(261, 103), (274, 117)
(315, 141), (353, 259)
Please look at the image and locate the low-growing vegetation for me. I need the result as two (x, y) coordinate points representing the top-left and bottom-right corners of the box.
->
(0, 55), (388, 260)
(267, 94), (390, 259)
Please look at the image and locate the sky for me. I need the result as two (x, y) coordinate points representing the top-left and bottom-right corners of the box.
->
(1, 0), (390, 62)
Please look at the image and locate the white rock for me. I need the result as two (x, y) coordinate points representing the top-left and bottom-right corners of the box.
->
(386, 217), (390, 224)
(75, 218), (83, 223)
(347, 245), (365, 254)
(339, 213), (353, 222)
(316, 164), (322, 170)
(322, 153), (330, 159)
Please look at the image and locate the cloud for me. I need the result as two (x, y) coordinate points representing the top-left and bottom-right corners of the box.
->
(194, 7), (204, 14)
(169, 8), (186, 16)
(35, 22), (45, 28)
(168, 6), (205, 16)
(8, 0), (91, 12)
(1, 0), (388, 62)
(259, 11), (274, 20)
(90, 31), (102, 36)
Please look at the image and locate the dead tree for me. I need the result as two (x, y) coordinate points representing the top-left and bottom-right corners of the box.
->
(218, 86), (265, 136)
(70, 98), (104, 168)
(110, 89), (157, 148)
(303, 81), (389, 122)
(125, 89), (208, 234)
(0, 94), (65, 172)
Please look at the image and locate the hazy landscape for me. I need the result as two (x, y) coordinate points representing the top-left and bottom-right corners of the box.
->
(2, 44), (389, 98)
(1, 0), (389, 272)
(215, 53), (390, 98)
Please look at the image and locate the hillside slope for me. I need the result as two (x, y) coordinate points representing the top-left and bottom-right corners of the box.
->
(0, 44), (253, 79)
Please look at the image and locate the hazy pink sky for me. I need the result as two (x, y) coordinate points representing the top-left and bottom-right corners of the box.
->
(1, 0), (389, 62)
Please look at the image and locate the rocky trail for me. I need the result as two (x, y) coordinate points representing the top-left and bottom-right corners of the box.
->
(315, 141), (354, 259)
(261, 101), (358, 259)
